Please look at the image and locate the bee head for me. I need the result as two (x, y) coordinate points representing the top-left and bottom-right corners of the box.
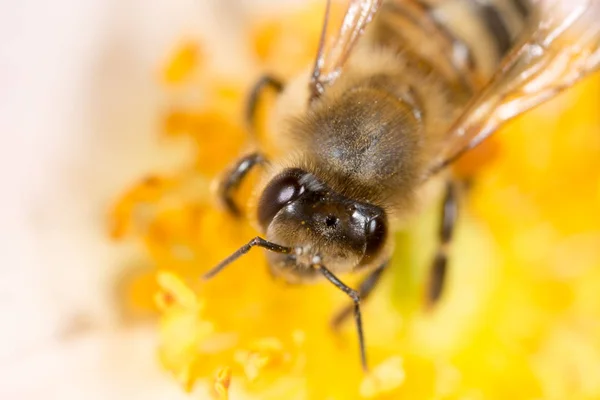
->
(257, 168), (387, 279)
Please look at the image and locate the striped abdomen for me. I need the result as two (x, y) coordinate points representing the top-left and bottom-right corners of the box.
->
(372, 0), (536, 94)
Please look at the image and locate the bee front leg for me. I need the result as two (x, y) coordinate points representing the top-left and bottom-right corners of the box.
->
(331, 260), (389, 330)
(426, 180), (458, 307)
(217, 152), (266, 217)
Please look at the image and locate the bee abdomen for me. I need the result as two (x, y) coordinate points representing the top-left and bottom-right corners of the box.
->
(428, 0), (533, 80)
(376, 0), (535, 91)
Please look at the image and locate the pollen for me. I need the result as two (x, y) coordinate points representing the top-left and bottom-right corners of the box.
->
(109, 2), (600, 399)
(109, 174), (174, 239)
(212, 367), (232, 400)
(162, 40), (202, 84)
(155, 272), (214, 392)
(359, 356), (405, 398)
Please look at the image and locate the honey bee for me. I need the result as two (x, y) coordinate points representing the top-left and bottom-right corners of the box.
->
(203, 0), (600, 370)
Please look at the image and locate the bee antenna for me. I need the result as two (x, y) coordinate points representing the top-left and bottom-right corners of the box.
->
(202, 237), (292, 280)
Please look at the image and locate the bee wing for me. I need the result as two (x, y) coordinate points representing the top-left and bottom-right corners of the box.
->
(309, 0), (383, 101)
(426, 0), (600, 178)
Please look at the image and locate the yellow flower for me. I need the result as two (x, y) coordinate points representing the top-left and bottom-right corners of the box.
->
(110, 2), (600, 399)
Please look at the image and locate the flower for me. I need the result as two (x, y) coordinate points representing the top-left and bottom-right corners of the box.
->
(110, 2), (600, 399)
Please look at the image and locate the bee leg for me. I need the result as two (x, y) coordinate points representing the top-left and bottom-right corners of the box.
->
(246, 75), (284, 136)
(217, 152), (266, 217)
(426, 180), (458, 307)
(330, 260), (389, 330)
(318, 264), (369, 372)
(217, 76), (282, 216)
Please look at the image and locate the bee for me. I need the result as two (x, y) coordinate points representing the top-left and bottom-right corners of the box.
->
(203, 0), (600, 370)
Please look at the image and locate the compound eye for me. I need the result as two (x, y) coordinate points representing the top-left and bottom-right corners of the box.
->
(363, 214), (387, 264)
(257, 169), (306, 228)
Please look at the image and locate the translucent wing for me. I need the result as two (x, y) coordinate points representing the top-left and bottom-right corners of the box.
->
(309, 0), (383, 102)
(426, 0), (600, 178)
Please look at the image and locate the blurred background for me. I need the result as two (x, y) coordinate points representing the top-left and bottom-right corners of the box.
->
(0, 0), (301, 398)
